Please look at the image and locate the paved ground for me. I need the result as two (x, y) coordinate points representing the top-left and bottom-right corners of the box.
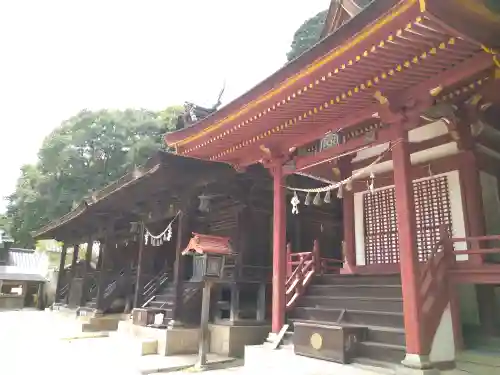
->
(0, 310), (245, 375)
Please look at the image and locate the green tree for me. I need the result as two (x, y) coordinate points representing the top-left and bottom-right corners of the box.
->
(7, 106), (182, 247)
(286, 10), (328, 62)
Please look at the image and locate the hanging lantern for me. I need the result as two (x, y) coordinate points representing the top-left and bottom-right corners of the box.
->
(324, 190), (331, 203)
(304, 192), (312, 206)
(313, 192), (322, 206)
(198, 194), (211, 213)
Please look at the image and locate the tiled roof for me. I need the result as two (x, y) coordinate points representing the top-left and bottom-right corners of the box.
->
(0, 248), (48, 282)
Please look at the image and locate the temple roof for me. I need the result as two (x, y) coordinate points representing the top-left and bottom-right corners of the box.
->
(164, 0), (500, 167)
(0, 248), (48, 282)
(33, 151), (233, 240)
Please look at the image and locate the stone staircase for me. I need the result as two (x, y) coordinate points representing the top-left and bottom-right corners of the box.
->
(140, 281), (203, 325)
(288, 274), (405, 364)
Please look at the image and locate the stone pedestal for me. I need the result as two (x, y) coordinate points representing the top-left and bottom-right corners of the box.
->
(209, 323), (271, 357)
(396, 354), (440, 375)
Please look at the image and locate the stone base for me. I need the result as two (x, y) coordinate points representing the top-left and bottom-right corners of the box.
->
(397, 354), (440, 375)
(116, 321), (200, 356)
(209, 324), (271, 357)
(396, 366), (440, 375)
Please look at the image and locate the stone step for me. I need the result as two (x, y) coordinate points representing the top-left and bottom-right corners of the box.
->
(297, 296), (403, 313)
(110, 332), (158, 356)
(307, 285), (402, 298)
(358, 341), (406, 364)
(313, 275), (401, 286)
(290, 307), (404, 328)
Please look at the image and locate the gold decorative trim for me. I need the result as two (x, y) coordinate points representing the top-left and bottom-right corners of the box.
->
(173, 0), (421, 148)
(209, 34), (455, 160)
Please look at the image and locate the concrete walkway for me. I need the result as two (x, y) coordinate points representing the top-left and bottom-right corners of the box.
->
(0, 310), (233, 375)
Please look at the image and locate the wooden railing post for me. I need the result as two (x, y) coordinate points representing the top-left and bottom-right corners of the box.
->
(312, 240), (320, 274)
(286, 243), (292, 278)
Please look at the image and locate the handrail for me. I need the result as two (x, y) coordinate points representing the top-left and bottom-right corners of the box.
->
(419, 225), (454, 353)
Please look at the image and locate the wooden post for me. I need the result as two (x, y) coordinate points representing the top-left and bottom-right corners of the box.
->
(196, 280), (213, 370)
(96, 227), (112, 312)
(460, 150), (486, 265)
(67, 244), (79, 304)
(170, 210), (187, 327)
(271, 161), (286, 333)
(312, 239), (320, 273)
(54, 244), (68, 303)
(392, 127), (425, 357)
(70, 244), (79, 276)
(286, 243), (292, 278)
(342, 186), (356, 272)
(133, 221), (146, 309)
(37, 283), (44, 310)
(256, 283), (266, 321)
(81, 236), (93, 306)
(230, 284), (240, 322)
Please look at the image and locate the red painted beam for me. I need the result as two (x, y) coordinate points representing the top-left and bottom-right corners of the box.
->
(286, 123), (393, 175)
(350, 133), (453, 171)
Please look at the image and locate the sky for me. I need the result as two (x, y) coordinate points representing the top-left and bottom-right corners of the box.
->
(0, 0), (329, 212)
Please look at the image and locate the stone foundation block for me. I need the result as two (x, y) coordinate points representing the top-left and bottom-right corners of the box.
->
(210, 324), (271, 357)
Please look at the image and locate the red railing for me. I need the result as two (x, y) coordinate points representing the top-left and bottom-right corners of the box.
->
(420, 226), (455, 352)
(448, 235), (500, 261)
(285, 240), (342, 310)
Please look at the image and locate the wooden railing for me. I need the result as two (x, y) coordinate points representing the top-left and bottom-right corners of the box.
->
(449, 235), (500, 262)
(285, 240), (342, 310)
(420, 226), (455, 352)
(143, 268), (170, 301)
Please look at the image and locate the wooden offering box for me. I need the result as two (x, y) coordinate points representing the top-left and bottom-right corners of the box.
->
(132, 308), (165, 327)
(293, 321), (367, 363)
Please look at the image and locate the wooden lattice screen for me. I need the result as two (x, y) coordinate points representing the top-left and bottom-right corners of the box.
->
(363, 176), (452, 265)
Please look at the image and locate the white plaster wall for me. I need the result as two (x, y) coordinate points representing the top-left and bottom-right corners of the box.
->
(429, 303), (455, 363)
(354, 171), (467, 265)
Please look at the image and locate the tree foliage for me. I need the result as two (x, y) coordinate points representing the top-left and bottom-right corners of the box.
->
(286, 10), (328, 62)
(6, 107), (182, 247)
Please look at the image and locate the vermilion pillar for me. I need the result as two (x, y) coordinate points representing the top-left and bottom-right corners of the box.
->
(342, 188), (356, 272)
(460, 150), (486, 264)
(271, 161), (286, 333)
(392, 127), (424, 355)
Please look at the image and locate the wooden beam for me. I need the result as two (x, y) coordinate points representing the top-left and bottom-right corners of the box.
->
(351, 133), (453, 171)
(285, 125), (394, 175)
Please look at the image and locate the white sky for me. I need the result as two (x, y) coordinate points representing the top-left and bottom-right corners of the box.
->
(0, 0), (329, 212)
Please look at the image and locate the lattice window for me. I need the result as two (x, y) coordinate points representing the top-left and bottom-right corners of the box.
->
(414, 176), (452, 262)
(364, 188), (399, 265)
(363, 176), (452, 265)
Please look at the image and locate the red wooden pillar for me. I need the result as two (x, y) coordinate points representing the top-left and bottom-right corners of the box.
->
(460, 150), (486, 264)
(271, 161), (286, 333)
(392, 127), (425, 356)
(341, 189), (356, 273)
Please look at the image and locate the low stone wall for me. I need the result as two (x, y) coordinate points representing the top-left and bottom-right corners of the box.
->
(0, 295), (24, 310)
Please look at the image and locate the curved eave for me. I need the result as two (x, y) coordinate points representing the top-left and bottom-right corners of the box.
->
(33, 163), (162, 240)
(165, 0), (500, 167)
(164, 0), (402, 147)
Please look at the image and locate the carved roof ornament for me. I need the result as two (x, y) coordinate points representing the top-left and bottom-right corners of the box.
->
(321, 0), (371, 39)
(181, 233), (233, 256)
(175, 82), (226, 130)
